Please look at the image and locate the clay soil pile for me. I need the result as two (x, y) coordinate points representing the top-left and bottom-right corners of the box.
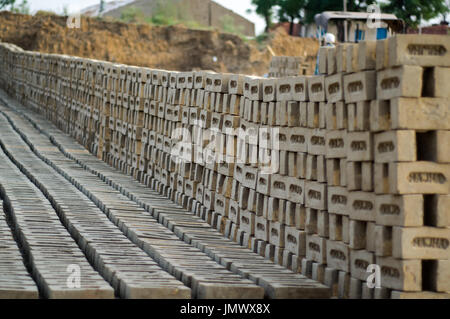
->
(0, 11), (319, 76)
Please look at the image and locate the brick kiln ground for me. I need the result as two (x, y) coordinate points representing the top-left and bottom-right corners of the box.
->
(0, 29), (448, 300)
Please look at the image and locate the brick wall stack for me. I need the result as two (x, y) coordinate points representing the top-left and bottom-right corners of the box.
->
(268, 56), (308, 77)
(0, 34), (448, 299)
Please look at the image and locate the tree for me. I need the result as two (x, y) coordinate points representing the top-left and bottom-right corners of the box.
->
(14, 0), (29, 14)
(0, 0), (15, 10)
(251, 0), (278, 32)
(278, 0), (307, 35)
(381, 0), (450, 28)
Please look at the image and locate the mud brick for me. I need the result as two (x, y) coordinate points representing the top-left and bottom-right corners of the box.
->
(414, 130), (450, 163)
(274, 77), (291, 101)
(216, 159), (233, 177)
(350, 249), (375, 281)
(325, 102), (338, 130)
(335, 43), (348, 73)
(342, 216), (350, 244)
(346, 43), (359, 73)
(365, 222), (376, 252)
(214, 193), (229, 216)
(427, 259), (450, 292)
(424, 67), (448, 100)
(229, 199), (240, 224)
(349, 277), (362, 299)
(184, 179), (197, 198)
(291, 76), (308, 101)
(306, 234), (327, 264)
(389, 97), (450, 130)
(318, 47), (329, 74)
(293, 152), (307, 179)
(305, 181), (327, 210)
(392, 226), (450, 259)
(305, 207), (318, 234)
(231, 179), (240, 201)
(326, 130), (346, 158)
(308, 75), (325, 102)
(217, 174), (233, 197)
(346, 161), (362, 191)
(348, 191), (376, 222)
(375, 161), (450, 194)
(317, 157), (330, 181)
(361, 283), (375, 299)
(374, 130), (416, 163)
(241, 165), (258, 190)
(391, 291), (450, 299)
(308, 129), (326, 155)
(285, 127), (308, 153)
(305, 154), (317, 181)
(229, 94), (240, 115)
(247, 188), (258, 212)
(374, 257), (421, 291)
(375, 194), (423, 227)
(376, 39), (389, 70)
(374, 225), (393, 256)
(254, 215), (269, 242)
(285, 226), (306, 257)
(277, 127), (291, 151)
(388, 34), (450, 67)
(329, 213), (343, 241)
(228, 74), (244, 95)
(325, 73), (344, 103)
(256, 172), (270, 195)
(210, 112), (223, 131)
(327, 47), (337, 75)
(326, 159), (342, 186)
(427, 194), (450, 227)
(238, 184), (251, 210)
(373, 287), (391, 299)
(377, 65), (423, 99)
(343, 71), (376, 103)
(240, 210), (255, 236)
(245, 76), (263, 101)
(284, 176), (304, 204)
(347, 101), (370, 132)
(270, 174), (288, 200)
(298, 102), (308, 127)
(213, 73), (230, 93)
(358, 40), (377, 70)
(324, 267), (339, 296)
(269, 221), (285, 248)
(311, 263), (326, 283)
(300, 258), (312, 279)
(286, 101), (301, 127)
(317, 211), (329, 238)
(349, 220), (366, 249)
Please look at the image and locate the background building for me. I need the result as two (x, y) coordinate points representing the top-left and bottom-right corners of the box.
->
(82, 0), (256, 36)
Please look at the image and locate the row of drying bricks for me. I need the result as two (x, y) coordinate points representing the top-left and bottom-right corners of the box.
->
(0, 99), (330, 299)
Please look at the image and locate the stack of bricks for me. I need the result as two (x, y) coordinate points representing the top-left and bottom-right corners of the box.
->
(0, 34), (448, 299)
(269, 56), (307, 77)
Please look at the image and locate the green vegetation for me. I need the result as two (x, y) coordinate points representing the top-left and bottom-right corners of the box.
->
(0, 0), (14, 10)
(381, 0), (449, 28)
(0, 0), (29, 14)
(251, 0), (450, 34)
(119, 6), (145, 23)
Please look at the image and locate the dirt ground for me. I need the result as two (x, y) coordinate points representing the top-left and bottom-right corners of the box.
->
(0, 11), (319, 76)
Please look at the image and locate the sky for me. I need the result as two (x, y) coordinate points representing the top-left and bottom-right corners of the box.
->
(21, 0), (268, 34)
